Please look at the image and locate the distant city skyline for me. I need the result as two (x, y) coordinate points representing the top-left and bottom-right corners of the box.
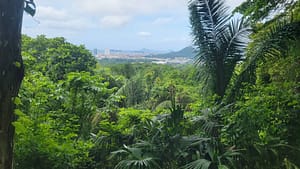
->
(91, 47), (170, 56)
(22, 0), (245, 51)
(92, 46), (194, 65)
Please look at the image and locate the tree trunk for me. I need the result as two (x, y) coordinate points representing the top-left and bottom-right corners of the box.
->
(215, 58), (226, 100)
(0, 1), (25, 169)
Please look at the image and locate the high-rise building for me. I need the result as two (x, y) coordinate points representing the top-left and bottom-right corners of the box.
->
(93, 48), (98, 56)
(104, 48), (110, 55)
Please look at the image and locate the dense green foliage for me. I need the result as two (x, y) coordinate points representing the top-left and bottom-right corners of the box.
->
(235, 0), (297, 23)
(11, 0), (300, 168)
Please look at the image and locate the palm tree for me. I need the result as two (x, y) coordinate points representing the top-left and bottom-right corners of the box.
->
(189, 0), (250, 100)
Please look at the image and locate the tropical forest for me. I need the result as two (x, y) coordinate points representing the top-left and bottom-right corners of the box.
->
(0, 0), (300, 169)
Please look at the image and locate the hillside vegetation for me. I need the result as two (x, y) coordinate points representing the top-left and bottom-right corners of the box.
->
(11, 0), (300, 169)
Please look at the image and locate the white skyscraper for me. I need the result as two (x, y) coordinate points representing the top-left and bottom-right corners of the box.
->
(104, 48), (110, 55)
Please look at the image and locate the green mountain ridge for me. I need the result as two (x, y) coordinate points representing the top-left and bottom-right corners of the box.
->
(147, 46), (196, 59)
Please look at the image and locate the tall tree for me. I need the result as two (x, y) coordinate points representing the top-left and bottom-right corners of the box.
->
(235, 0), (297, 23)
(189, 0), (250, 100)
(226, 1), (300, 103)
(0, 1), (35, 169)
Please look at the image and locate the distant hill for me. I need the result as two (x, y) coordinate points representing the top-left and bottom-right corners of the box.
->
(148, 46), (196, 59)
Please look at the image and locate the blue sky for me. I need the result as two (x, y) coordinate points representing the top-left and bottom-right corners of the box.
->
(23, 0), (244, 51)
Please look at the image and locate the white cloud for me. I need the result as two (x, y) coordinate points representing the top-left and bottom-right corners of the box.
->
(100, 16), (131, 28)
(71, 0), (188, 29)
(137, 31), (152, 37)
(42, 19), (92, 30)
(152, 17), (173, 25)
(72, 0), (246, 17)
(73, 0), (187, 16)
(36, 6), (69, 21)
(33, 6), (92, 31)
(30, 0), (245, 32)
(23, 0), (246, 50)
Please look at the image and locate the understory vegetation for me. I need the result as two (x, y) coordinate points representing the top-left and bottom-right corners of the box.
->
(12, 0), (300, 168)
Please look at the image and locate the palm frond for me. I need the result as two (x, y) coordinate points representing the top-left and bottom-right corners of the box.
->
(182, 159), (211, 169)
(222, 18), (251, 62)
(284, 158), (300, 169)
(188, 137), (211, 147)
(191, 106), (224, 137)
(189, 0), (230, 64)
(189, 0), (251, 98)
(218, 165), (229, 169)
(225, 17), (300, 103)
(114, 157), (161, 169)
(112, 144), (161, 169)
